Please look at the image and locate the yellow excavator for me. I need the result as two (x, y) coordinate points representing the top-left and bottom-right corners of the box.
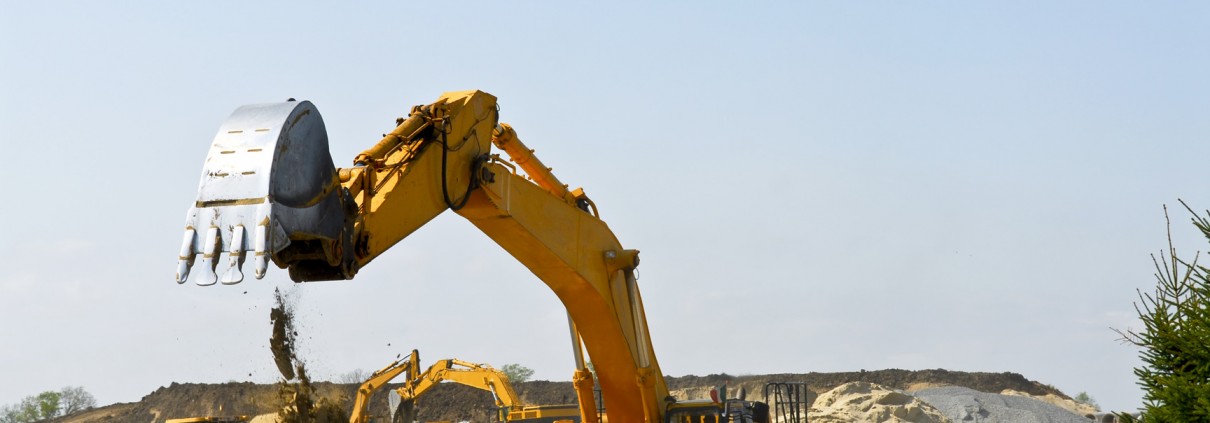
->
(175, 90), (767, 423)
(351, 349), (580, 423)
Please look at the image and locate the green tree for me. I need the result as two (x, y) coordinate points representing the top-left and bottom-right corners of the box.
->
(1073, 391), (1100, 411)
(0, 387), (96, 422)
(34, 392), (60, 420)
(500, 363), (535, 383)
(1, 391), (61, 423)
(1118, 202), (1210, 421)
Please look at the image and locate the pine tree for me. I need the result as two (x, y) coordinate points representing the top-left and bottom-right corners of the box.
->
(1118, 202), (1210, 421)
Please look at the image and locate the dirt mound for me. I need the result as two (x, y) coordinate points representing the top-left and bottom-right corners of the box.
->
(48, 382), (355, 423)
(49, 369), (1067, 423)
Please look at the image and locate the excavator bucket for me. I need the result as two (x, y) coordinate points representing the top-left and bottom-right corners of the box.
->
(176, 100), (355, 285)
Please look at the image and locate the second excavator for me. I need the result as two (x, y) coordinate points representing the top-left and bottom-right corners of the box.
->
(351, 349), (580, 423)
(175, 90), (767, 423)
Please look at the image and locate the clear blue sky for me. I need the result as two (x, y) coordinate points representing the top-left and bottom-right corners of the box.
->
(2, 1), (1208, 414)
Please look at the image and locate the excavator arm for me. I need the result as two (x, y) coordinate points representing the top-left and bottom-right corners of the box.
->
(348, 350), (525, 423)
(177, 91), (670, 423)
(349, 350), (421, 423)
(397, 358), (522, 408)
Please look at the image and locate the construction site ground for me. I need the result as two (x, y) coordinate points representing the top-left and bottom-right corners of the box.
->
(44, 369), (1087, 423)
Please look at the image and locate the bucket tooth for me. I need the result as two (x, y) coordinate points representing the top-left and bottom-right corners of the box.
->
(254, 222), (268, 279)
(197, 227), (220, 286)
(176, 228), (197, 284)
(221, 225), (246, 285)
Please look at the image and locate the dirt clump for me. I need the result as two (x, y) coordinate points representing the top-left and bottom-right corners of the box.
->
(270, 288), (299, 381)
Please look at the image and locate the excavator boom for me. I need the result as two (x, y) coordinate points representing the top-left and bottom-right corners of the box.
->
(349, 349), (533, 423)
(177, 91), (677, 422)
(350, 350), (421, 423)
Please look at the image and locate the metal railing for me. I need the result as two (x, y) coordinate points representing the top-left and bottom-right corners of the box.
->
(763, 382), (807, 423)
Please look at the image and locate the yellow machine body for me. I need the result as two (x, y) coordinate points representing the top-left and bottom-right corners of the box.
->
(350, 349), (581, 423)
(178, 91), (741, 423)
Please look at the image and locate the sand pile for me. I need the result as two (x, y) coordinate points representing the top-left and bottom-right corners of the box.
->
(808, 382), (949, 423)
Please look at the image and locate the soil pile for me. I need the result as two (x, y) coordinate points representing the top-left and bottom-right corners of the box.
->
(46, 382), (354, 423)
(49, 369), (1075, 423)
(808, 382), (948, 423)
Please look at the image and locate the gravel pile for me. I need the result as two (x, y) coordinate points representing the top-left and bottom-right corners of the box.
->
(912, 386), (1092, 423)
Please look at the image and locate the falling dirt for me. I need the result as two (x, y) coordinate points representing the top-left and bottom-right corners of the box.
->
(269, 288), (297, 381)
(269, 287), (349, 423)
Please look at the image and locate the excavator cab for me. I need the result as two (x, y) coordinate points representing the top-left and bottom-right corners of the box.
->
(664, 385), (769, 423)
(664, 403), (724, 423)
(664, 401), (767, 423)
